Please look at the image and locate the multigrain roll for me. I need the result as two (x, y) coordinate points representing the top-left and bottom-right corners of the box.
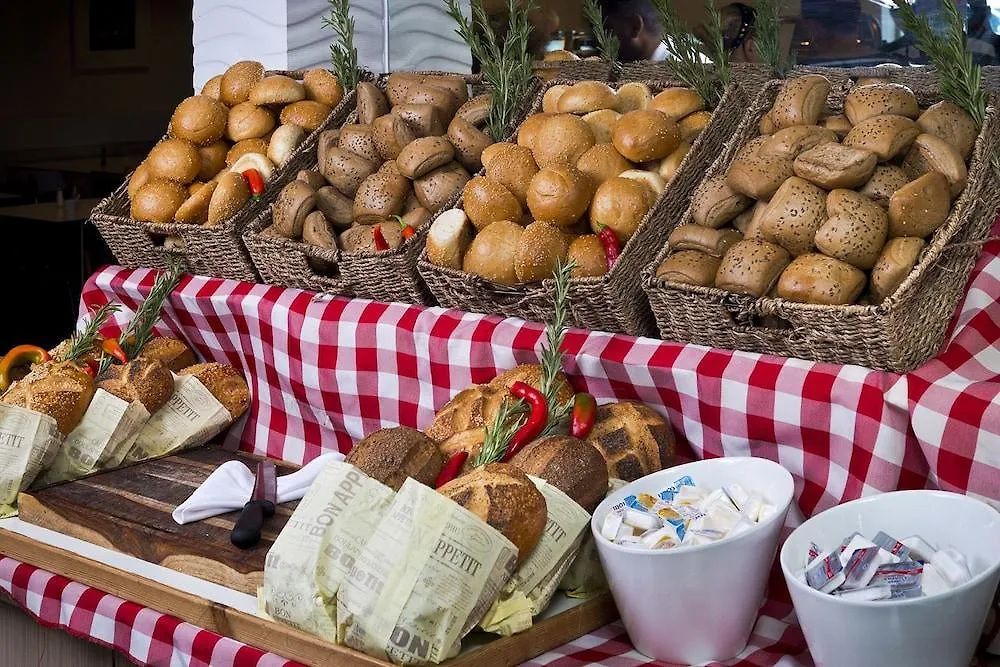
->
(509, 435), (609, 511)
(178, 362), (250, 419)
(98, 358), (174, 414)
(585, 402), (675, 482)
(0, 361), (96, 435)
(139, 337), (197, 373)
(346, 426), (444, 490)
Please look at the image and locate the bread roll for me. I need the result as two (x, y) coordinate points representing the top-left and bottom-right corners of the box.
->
(526, 164), (594, 227)
(860, 165), (910, 208)
(917, 100), (978, 161)
(346, 426), (443, 490)
(463, 177), (522, 231)
(385, 72), (423, 106)
(759, 110), (778, 135)
(888, 171), (951, 238)
(426, 209), (473, 269)
(759, 176), (827, 256)
(174, 180), (217, 224)
(581, 109), (621, 144)
(404, 84), (460, 121)
(531, 114), (596, 168)
(302, 69), (343, 107)
(843, 114), (920, 161)
(480, 142), (514, 170)
(463, 219), (523, 284)
(207, 171), (250, 226)
(568, 235), (608, 278)
(337, 124), (380, 164)
(226, 138), (269, 167)
(0, 361), (95, 435)
(397, 136), (455, 179)
(279, 100), (332, 132)
(650, 87), (706, 120)
(267, 124), (306, 165)
(339, 222), (403, 253)
(542, 85), (569, 113)
(793, 143), (877, 190)
(844, 82), (919, 125)
(229, 153), (275, 183)
(419, 74), (469, 106)
(298, 170), (327, 190)
(485, 144), (538, 206)
(98, 358), (174, 414)
(354, 164), (410, 223)
(220, 61), (265, 106)
(437, 463), (547, 564)
(777, 253), (866, 305)
(690, 175), (752, 229)
(657, 141), (691, 182)
(448, 117), (492, 172)
(760, 126), (838, 161)
(314, 186), (354, 229)
(715, 240), (791, 297)
(509, 435), (608, 512)
(201, 74), (223, 101)
(321, 146), (377, 197)
(393, 103), (446, 137)
(902, 133), (968, 197)
(456, 94), (491, 126)
(197, 141), (228, 181)
(371, 114), (416, 162)
(815, 190), (888, 269)
(585, 401), (675, 481)
(147, 139), (201, 184)
(557, 81), (618, 114)
(249, 75), (305, 106)
(871, 237), (925, 303)
(516, 114), (552, 152)
(128, 162), (152, 201)
(620, 170), (666, 197)
(679, 110), (711, 142)
(820, 114), (853, 139)
(668, 224), (743, 258)
(131, 178), (189, 223)
(169, 95), (227, 146)
(726, 149), (794, 200)
(514, 221), (569, 283)
(357, 82), (390, 125)
(273, 180), (316, 238)
(589, 176), (653, 242)
(576, 143), (633, 185)
(139, 337), (196, 373)
(614, 82), (653, 113)
(769, 75), (831, 129)
(612, 109), (680, 163)
(655, 250), (721, 286)
(414, 161), (470, 212)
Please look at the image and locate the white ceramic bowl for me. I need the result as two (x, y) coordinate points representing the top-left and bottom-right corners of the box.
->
(591, 457), (795, 664)
(780, 490), (1000, 667)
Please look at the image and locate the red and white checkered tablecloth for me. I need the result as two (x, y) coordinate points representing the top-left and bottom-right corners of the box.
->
(2, 220), (999, 667)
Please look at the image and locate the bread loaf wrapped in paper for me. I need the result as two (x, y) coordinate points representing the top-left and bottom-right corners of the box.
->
(0, 403), (61, 516)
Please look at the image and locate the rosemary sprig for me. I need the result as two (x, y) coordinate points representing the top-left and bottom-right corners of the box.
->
(60, 302), (121, 363)
(893, 0), (987, 126)
(445, 0), (535, 142)
(581, 0), (620, 72)
(754, 0), (793, 77)
(650, 0), (724, 107)
(473, 398), (527, 467)
(110, 261), (183, 373)
(702, 0), (731, 86)
(322, 0), (359, 90)
(537, 259), (575, 434)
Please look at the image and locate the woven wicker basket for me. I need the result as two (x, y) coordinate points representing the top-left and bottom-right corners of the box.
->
(91, 69), (362, 282)
(534, 59), (614, 82)
(642, 76), (1000, 372)
(417, 77), (749, 336)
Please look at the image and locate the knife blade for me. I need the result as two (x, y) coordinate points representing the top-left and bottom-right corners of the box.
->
(230, 460), (277, 549)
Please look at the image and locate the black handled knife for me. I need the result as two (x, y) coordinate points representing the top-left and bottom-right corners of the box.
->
(231, 460), (277, 549)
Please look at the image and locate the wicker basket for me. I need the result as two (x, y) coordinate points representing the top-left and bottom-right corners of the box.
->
(534, 59), (614, 82)
(91, 69), (363, 282)
(417, 77), (749, 336)
(642, 77), (1000, 372)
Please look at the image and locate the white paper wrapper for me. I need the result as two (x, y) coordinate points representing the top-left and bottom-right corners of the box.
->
(479, 476), (591, 636)
(123, 374), (231, 463)
(262, 461), (395, 641)
(557, 478), (626, 597)
(337, 478), (518, 664)
(35, 390), (150, 485)
(0, 404), (62, 516)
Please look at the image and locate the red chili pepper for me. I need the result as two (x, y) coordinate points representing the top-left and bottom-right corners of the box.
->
(101, 338), (129, 364)
(84, 359), (100, 377)
(569, 393), (597, 439)
(241, 169), (265, 200)
(0, 345), (50, 392)
(595, 224), (622, 270)
(502, 381), (548, 461)
(435, 451), (469, 488)
(392, 215), (415, 241)
(372, 224), (390, 251)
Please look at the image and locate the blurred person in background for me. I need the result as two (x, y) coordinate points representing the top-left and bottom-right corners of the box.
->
(598, 0), (671, 61)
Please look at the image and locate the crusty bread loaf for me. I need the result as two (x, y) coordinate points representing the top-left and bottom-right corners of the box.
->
(509, 435), (609, 511)
(139, 337), (197, 373)
(49, 336), (105, 365)
(98, 358), (174, 413)
(0, 361), (96, 435)
(178, 362), (250, 419)
(585, 402), (675, 481)
(437, 463), (547, 564)
(346, 426), (444, 490)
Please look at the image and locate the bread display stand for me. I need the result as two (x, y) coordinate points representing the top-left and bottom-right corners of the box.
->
(642, 77), (1000, 372)
(417, 77), (749, 337)
(92, 70), (362, 283)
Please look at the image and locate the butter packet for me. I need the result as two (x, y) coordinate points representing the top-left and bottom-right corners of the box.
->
(0, 404), (62, 516)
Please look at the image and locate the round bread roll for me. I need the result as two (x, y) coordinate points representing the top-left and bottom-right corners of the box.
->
(146, 138), (201, 184)
(612, 109), (680, 163)
(315, 186), (354, 229)
(386, 72), (423, 106)
(397, 136), (455, 179)
(777, 253), (866, 305)
(207, 171), (251, 226)
(769, 75), (831, 129)
(457, 94), (491, 126)
(760, 126), (838, 161)
(615, 82), (653, 113)
(139, 337), (197, 373)
(650, 87), (706, 121)
(759, 110), (778, 135)
(871, 237), (925, 303)
(576, 143), (633, 186)
(131, 178), (189, 223)
(531, 114), (596, 168)
(514, 220), (569, 283)
(220, 61), (265, 106)
(526, 164), (594, 227)
(759, 176), (827, 256)
(485, 144), (539, 206)
(509, 435), (609, 512)
(655, 250), (721, 287)
(917, 100), (978, 161)
(414, 161), (471, 212)
(345, 426), (443, 490)
(229, 153), (275, 186)
(267, 124), (306, 166)
(169, 95), (227, 146)
(888, 171), (951, 238)
(738, 200), (770, 240)
(373, 113), (417, 161)
(201, 74), (223, 101)
(393, 103), (446, 137)
(280, 100), (332, 132)
(302, 68), (344, 107)
(354, 164), (410, 223)
(178, 362), (250, 419)
(843, 114), (920, 162)
(821, 114), (853, 139)
(725, 150), (794, 201)
(273, 180), (316, 238)
(860, 164), (910, 208)
(249, 75), (305, 106)
(715, 240), (791, 297)
(793, 143), (877, 190)
(302, 211), (337, 249)
(226, 138), (269, 167)
(589, 176), (654, 242)
(557, 81), (618, 114)
(582, 109), (622, 144)
(655, 141), (689, 183)
(463, 219), (524, 284)
(568, 234), (608, 278)
(620, 169), (666, 198)
(844, 82), (919, 125)
(298, 169), (327, 190)
(404, 84), (460, 121)
(514, 113), (549, 153)
(667, 224), (743, 258)
(174, 180), (217, 224)
(690, 175), (752, 229)
(226, 102), (275, 142)
(543, 85), (569, 113)
(419, 74), (469, 106)
(481, 142), (514, 170)
(98, 358), (174, 414)
(902, 133), (968, 198)
(463, 177), (522, 231)
(815, 189), (888, 269)
(197, 141), (228, 181)
(321, 146), (377, 197)
(128, 162), (152, 201)
(357, 82), (390, 125)
(426, 209), (473, 269)
(448, 117), (492, 172)
(339, 221), (404, 253)
(585, 401), (675, 482)
(336, 124), (379, 164)
(437, 463), (547, 564)
(0, 360), (96, 435)
(679, 110), (711, 142)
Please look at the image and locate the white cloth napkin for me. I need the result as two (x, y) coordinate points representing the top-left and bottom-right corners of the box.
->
(172, 452), (344, 525)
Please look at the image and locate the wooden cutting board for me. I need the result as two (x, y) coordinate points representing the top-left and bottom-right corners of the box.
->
(17, 447), (298, 594)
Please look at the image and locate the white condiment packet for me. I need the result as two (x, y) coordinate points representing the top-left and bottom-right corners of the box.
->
(722, 483), (750, 510)
(932, 548), (971, 587)
(901, 535), (937, 562)
(839, 534), (877, 567)
(921, 563), (952, 596)
(674, 485), (709, 506)
(639, 524), (681, 549)
(836, 585), (891, 602)
(601, 511), (624, 542)
(741, 493), (765, 522)
(623, 508), (661, 532)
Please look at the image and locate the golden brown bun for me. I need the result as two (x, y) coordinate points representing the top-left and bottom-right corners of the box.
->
(615, 82), (653, 113)
(220, 61), (265, 106)
(576, 143), (633, 186)
(509, 435), (609, 512)
(207, 171), (250, 226)
(725, 148), (794, 200)
(668, 224), (743, 258)
(531, 114), (596, 168)
(589, 176), (654, 242)
(585, 401), (675, 482)
(579, 109), (619, 144)
(463, 177), (522, 232)
(226, 138), (269, 167)
(485, 144), (539, 206)
(131, 179), (189, 223)
(612, 109), (680, 163)
(542, 85), (569, 113)
(655, 250), (721, 286)
(759, 111), (778, 135)
(917, 100), (978, 161)
(414, 161), (470, 212)
(759, 176), (827, 256)
(650, 87), (706, 121)
(373, 113), (418, 160)
(888, 171), (951, 238)
(526, 164), (594, 227)
(514, 220), (569, 283)
(557, 81), (618, 114)
(178, 362), (249, 419)
(98, 358), (174, 414)
(197, 141), (228, 181)
(463, 219), (524, 284)
(249, 75), (305, 106)
(315, 186), (354, 229)
(844, 82), (919, 125)
(426, 209), (473, 269)
(354, 163), (410, 223)
(279, 100), (332, 132)
(815, 189), (888, 270)
(770, 75), (831, 129)
(128, 162), (153, 201)
(480, 142), (514, 170)
(226, 102), (275, 142)
(320, 146), (378, 197)
(437, 463), (547, 565)
(657, 141), (691, 182)
(544, 49), (580, 61)
(821, 114), (853, 139)
(456, 94), (491, 126)
(397, 136), (455, 179)
(690, 176), (752, 229)
(715, 240), (792, 297)
(568, 234), (608, 278)
(679, 110), (711, 143)
(298, 170), (327, 190)
(393, 103), (446, 137)
(339, 221), (403, 253)
(357, 82), (390, 125)
(139, 337), (197, 373)
(902, 133), (968, 198)
(201, 74), (223, 101)
(760, 126), (838, 161)
(302, 69), (344, 107)
(793, 143), (877, 190)
(346, 426), (443, 490)
(843, 114), (920, 161)
(860, 165), (910, 208)
(871, 237), (925, 303)
(448, 117), (493, 172)
(169, 96), (228, 146)
(0, 360), (95, 435)
(273, 180), (316, 238)
(777, 253), (866, 305)
(146, 139), (201, 184)
(174, 180), (217, 224)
